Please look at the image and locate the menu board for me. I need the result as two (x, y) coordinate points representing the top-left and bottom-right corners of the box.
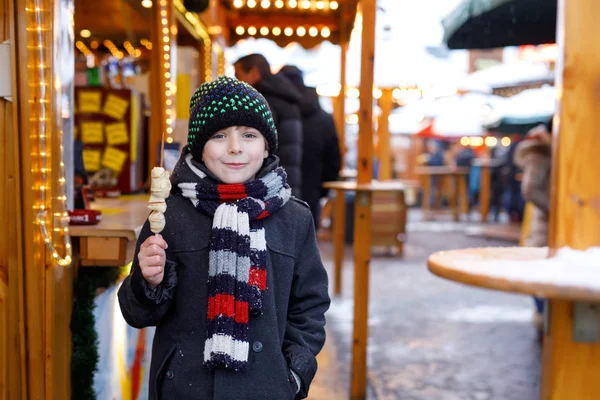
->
(75, 87), (145, 194)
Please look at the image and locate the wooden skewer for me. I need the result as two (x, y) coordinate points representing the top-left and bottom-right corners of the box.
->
(155, 130), (166, 236)
(159, 129), (166, 168)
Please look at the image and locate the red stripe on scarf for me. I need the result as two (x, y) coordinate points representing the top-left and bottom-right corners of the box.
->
(217, 183), (247, 200)
(249, 267), (267, 291)
(208, 294), (249, 324)
(257, 210), (270, 219)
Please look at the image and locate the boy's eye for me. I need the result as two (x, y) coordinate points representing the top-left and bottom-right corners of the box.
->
(211, 133), (226, 139)
(243, 132), (258, 139)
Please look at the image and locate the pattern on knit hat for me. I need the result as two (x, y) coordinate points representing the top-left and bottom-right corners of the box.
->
(187, 76), (278, 161)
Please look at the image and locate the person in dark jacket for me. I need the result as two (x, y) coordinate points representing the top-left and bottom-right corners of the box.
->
(279, 65), (341, 228)
(234, 54), (303, 197)
(514, 123), (552, 341)
(118, 76), (330, 400)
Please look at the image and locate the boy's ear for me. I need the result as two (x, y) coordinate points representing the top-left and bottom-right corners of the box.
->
(264, 137), (269, 158)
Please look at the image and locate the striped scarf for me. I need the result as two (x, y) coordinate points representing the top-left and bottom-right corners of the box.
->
(175, 154), (291, 371)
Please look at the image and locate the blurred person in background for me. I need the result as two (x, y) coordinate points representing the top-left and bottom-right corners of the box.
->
(279, 65), (341, 228)
(234, 54), (304, 197)
(514, 122), (553, 341)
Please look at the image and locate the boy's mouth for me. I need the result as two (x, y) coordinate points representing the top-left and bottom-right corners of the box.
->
(223, 163), (247, 169)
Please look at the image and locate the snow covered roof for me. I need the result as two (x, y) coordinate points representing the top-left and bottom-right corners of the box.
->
(464, 61), (554, 90)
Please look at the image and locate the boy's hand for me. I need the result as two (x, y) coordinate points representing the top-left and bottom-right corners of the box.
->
(138, 235), (168, 288)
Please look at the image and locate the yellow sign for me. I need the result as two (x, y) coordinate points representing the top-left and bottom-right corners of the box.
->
(81, 122), (104, 144)
(101, 146), (128, 173)
(105, 122), (129, 145)
(79, 91), (102, 113)
(82, 149), (102, 172)
(103, 94), (130, 120)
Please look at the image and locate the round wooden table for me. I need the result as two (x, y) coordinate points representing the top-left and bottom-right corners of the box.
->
(323, 179), (420, 294)
(428, 246), (600, 398)
(415, 166), (469, 221)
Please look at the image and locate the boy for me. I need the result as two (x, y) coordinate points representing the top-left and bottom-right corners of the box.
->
(118, 76), (330, 400)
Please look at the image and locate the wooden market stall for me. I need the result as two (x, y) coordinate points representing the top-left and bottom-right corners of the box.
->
(1, 0), (361, 398)
(0, 0), (226, 397)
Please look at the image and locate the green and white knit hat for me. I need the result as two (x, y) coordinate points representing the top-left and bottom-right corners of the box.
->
(187, 76), (278, 161)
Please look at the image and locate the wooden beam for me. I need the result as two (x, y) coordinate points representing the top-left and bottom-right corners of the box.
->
(333, 43), (347, 168)
(13, 1), (49, 397)
(332, 189), (345, 296)
(2, 0), (27, 397)
(542, 0), (600, 398)
(331, 38), (348, 297)
(377, 89), (393, 180)
(351, 0), (377, 398)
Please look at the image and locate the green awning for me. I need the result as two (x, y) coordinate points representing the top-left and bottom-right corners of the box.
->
(442, 0), (557, 50)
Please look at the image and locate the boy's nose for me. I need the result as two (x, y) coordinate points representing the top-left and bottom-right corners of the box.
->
(228, 137), (242, 154)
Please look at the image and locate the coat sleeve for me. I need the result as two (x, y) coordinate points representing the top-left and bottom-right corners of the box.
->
(283, 210), (331, 399)
(118, 219), (178, 329)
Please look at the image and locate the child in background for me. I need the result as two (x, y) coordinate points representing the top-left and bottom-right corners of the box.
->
(118, 76), (330, 399)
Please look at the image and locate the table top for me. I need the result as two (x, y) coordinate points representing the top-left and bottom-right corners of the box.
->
(428, 247), (600, 302)
(323, 179), (420, 192)
(69, 195), (150, 241)
(415, 166), (470, 176)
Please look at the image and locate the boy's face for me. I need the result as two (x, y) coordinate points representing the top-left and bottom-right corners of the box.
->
(202, 125), (268, 184)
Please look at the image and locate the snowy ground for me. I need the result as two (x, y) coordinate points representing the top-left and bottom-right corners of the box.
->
(309, 211), (541, 400)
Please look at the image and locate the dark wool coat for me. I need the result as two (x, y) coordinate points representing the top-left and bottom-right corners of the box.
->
(296, 87), (341, 228)
(118, 195), (330, 400)
(254, 74), (303, 198)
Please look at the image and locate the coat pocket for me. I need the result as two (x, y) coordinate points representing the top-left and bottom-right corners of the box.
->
(154, 343), (177, 400)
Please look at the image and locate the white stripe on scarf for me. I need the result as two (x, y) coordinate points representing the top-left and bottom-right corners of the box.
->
(204, 334), (250, 363)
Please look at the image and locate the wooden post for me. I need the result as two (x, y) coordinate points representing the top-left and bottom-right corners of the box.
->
(2, 1), (27, 397)
(542, 0), (600, 398)
(334, 43), (348, 168)
(333, 189), (345, 296)
(149, 0), (176, 174)
(331, 8), (349, 297)
(7, 0), (75, 397)
(331, 40), (348, 296)
(377, 88), (393, 180)
(479, 165), (490, 222)
(350, 0), (376, 398)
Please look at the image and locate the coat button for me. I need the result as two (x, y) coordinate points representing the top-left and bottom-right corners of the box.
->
(166, 370), (174, 380)
(252, 341), (263, 353)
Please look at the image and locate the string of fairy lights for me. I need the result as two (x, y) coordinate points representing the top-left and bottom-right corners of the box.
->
(159, 0), (176, 143)
(234, 25), (330, 38)
(232, 0), (339, 11)
(26, 0), (72, 267)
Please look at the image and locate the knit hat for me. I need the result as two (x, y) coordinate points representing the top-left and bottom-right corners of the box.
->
(187, 76), (278, 161)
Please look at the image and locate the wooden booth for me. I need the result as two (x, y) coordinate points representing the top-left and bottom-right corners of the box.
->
(0, 0), (226, 397)
(1, 0), (360, 398)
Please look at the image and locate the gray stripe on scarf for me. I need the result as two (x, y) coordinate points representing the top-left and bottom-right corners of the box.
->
(208, 250), (251, 282)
